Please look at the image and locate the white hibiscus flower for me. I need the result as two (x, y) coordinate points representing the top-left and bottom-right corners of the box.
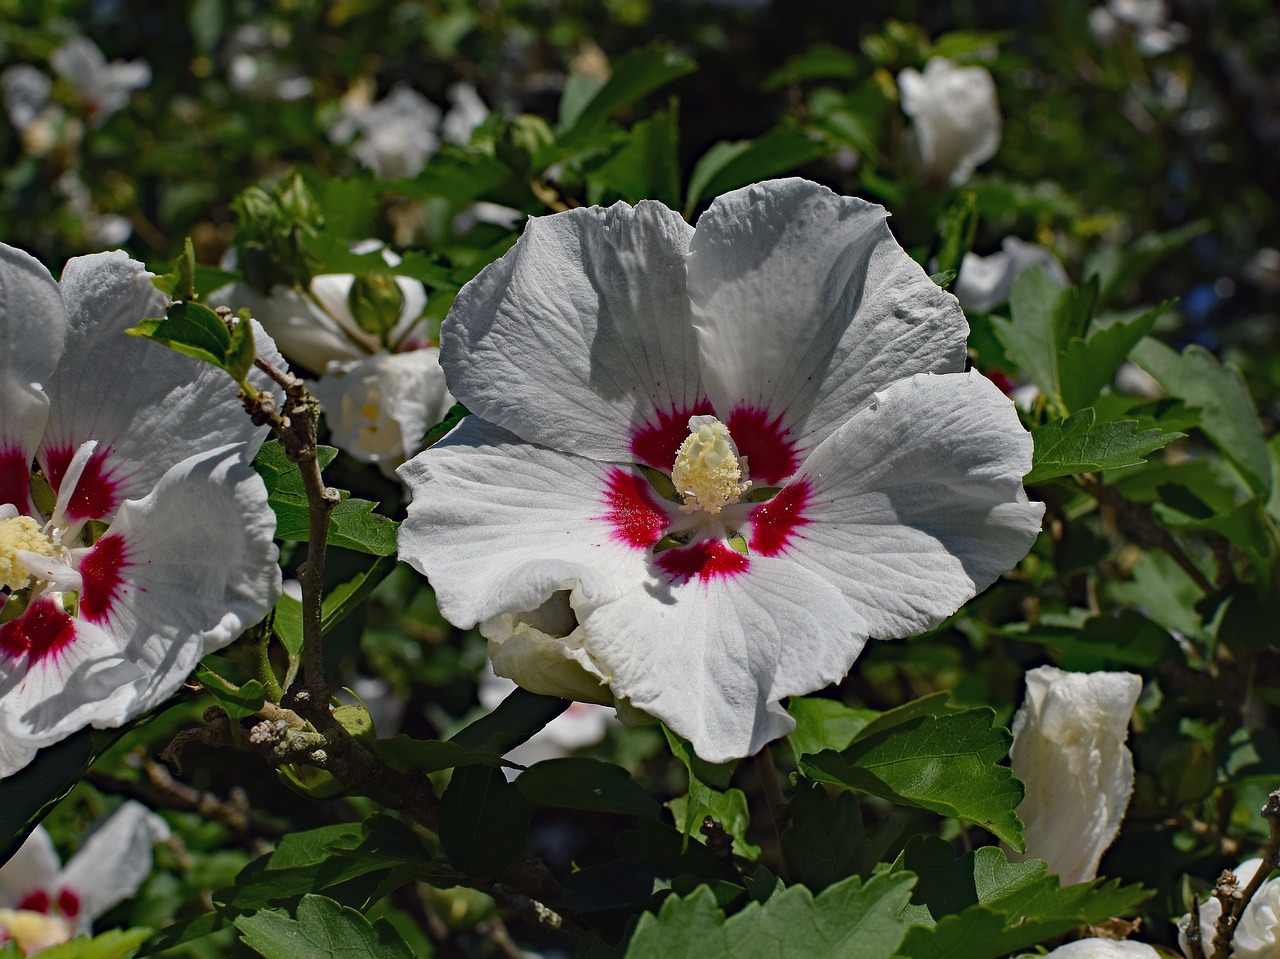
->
(397, 178), (1044, 762)
(48, 37), (150, 127)
(0, 244), (282, 776)
(0, 801), (168, 954)
(897, 57), (1001, 187)
(1180, 859), (1280, 959)
(954, 237), (1069, 314)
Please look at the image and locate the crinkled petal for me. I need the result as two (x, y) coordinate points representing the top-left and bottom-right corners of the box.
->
(58, 800), (169, 923)
(41, 253), (280, 519)
(441, 201), (703, 463)
(687, 179), (967, 468)
(0, 243), (62, 510)
(396, 417), (654, 629)
(0, 826), (60, 906)
(0, 601), (144, 766)
(777, 370), (1043, 640)
(86, 444), (281, 716)
(581, 554), (866, 762)
(1041, 941), (1162, 959)
(312, 349), (452, 468)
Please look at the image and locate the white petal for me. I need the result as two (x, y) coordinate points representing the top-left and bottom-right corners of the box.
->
(582, 554), (865, 763)
(1009, 665), (1142, 884)
(441, 201), (703, 466)
(58, 800), (168, 922)
(82, 444), (282, 716)
(898, 58), (1001, 186)
(312, 349), (451, 468)
(954, 237), (1068, 314)
(0, 243), (62, 509)
(0, 599), (144, 762)
(1041, 940), (1162, 959)
(775, 370), (1043, 639)
(0, 826), (60, 906)
(687, 179), (968, 473)
(41, 253), (276, 520)
(207, 280), (364, 374)
(397, 417), (655, 629)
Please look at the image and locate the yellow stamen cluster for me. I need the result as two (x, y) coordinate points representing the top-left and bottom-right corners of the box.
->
(671, 416), (750, 514)
(0, 515), (54, 591)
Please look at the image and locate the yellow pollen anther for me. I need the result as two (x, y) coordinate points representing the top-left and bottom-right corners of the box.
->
(0, 515), (55, 591)
(671, 416), (750, 514)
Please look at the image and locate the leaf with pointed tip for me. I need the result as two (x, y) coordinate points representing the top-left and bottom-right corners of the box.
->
(1025, 409), (1183, 484)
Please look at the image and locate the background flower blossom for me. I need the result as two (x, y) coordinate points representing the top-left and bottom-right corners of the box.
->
(0, 244), (282, 775)
(398, 177), (1044, 761)
(954, 237), (1070, 313)
(0, 801), (168, 954)
(898, 57), (1001, 186)
(1179, 859), (1280, 959)
(1009, 665), (1143, 884)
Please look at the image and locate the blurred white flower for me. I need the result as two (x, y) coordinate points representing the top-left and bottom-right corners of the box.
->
(897, 58), (1001, 186)
(1, 66), (51, 132)
(1009, 665), (1142, 884)
(1090, 0), (1187, 56)
(1179, 859), (1280, 959)
(53, 171), (132, 248)
(329, 83), (441, 180)
(1034, 939), (1162, 958)
(478, 662), (614, 774)
(441, 82), (489, 146)
(49, 37), (150, 126)
(0, 801), (168, 954)
(224, 25), (311, 102)
(954, 237), (1068, 313)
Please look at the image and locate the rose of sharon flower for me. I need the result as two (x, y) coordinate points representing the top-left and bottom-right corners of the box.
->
(0, 801), (167, 954)
(1034, 940), (1163, 958)
(1009, 666), (1143, 885)
(898, 57), (1001, 187)
(954, 237), (1070, 314)
(48, 37), (150, 127)
(208, 245), (452, 471)
(0, 244), (282, 776)
(397, 177), (1045, 762)
(1180, 859), (1280, 959)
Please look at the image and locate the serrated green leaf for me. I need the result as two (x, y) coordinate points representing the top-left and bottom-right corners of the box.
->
(235, 894), (412, 959)
(195, 665), (265, 720)
(782, 783), (895, 891)
(786, 697), (878, 763)
(1026, 409), (1183, 484)
(625, 871), (917, 959)
(801, 709), (1025, 850)
(685, 123), (828, 214)
(1132, 338), (1272, 495)
(126, 301), (243, 380)
(516, 757), (661, 818)
(588, 101), (681, 208)
(991, 265), (1068, 401)
(440, 765), (530, 876)
(935, 192), (978, 282)
(557, 44), (696, 141)
(851, 690), (961, 743)
(1058, 302), (1163, 411)
(271, 552), (399, 657)
(668, 786), (761, 860)
(662, 726), (738, 844)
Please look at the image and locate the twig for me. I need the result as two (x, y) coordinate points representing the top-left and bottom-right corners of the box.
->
(1209, 790), (1280, 959)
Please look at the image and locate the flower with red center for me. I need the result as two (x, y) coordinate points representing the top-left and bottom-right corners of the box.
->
(397, 178), (1044, 762)
(0, 243), (281, 776)
(0, 800), (168, 953)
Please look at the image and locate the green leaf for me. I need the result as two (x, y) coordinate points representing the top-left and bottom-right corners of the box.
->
(896, 839), (1151, 959)
(126, 301), (248, 383)
(801, 709), (1026, 850)
(251, 441), (399, 556)
(685, 123), (828, 213)
(271, 552), (399, 658)
(440, 765), (531, 876)
(934, 192), (978, 282)
(662, 726), (737, 843)
(449, 686), (569, 754)
(515, 757), (661, 818)
(195, 665), (265, 720)
(152, 236), (197, 300)
(782, 783), (895, 892)
(990, 265), (1068, 401)
(423, 402), (469, 449)
(1057, 302), (1164, 411)
(668, 787), (761, 860)
(588, 101), (681, 208)
(786, 697), (878, 763)
(25, 929), (153, 959)
(762, 43), (861, 89)
(557, 44), (696, 141)
(1084, 220), (1209, 305)
(1132, 338), (1272, 495)
(625, 871), (917, 959)
(851, 690), (961, 743)
(1025, 408), (1183, 484)
(992, 610), (1181, 670)
(235, 894), (413, 959)
(372, 736), (510, 775)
